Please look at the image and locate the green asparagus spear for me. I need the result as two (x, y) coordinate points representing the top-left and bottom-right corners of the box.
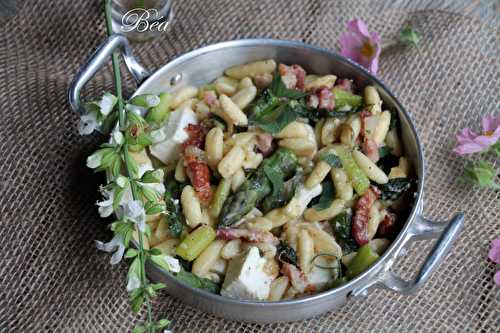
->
(218, 148), (298, 227)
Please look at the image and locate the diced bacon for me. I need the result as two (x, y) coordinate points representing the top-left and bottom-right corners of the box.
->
(377, 212), (397, 237)
(184, 153), (212, 204)
(203, 90), (219, 108)
(255, 132), (275, 157)
(318, 88), (335, 111)
(352, 186), (381, 246)
(362, 138), (379, 162)
(254, 73), (273, 89)
(335, 78), (354, 92)
(278, 64), (306, 90)
(280, 263), (315, 293)
(217, 228), (279, 245)
(307, 94), (320, 109)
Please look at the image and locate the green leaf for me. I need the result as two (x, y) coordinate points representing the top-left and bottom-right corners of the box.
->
(128, 94), (160, 108)
(128, 257), (142, 279)
(313, 180), (335, 211)
(111, 156), (122, 178)
(141, 169), (164, 183)
(151, 282), (166, 291)
(124, 248), (139, 259)
(131, 294), (144, 314)
(124, 150), (139, 178)
(263, 165), (284, 196)
(490, 141), (500, 156)
(132, 325), (146, 333)
(461, 160), (498, 189)
(141, 185), (161, 202)
(376, 177), (413, 200)
(251, 102), (299, 134)
(136, 132), (153, 146)
(270, 74), (309, 99)
(154, 319), (170, 329)
(378, 146), (392, 159)
(319, 152), (342, 167)
(145, 201), (166, 215)
(330, 210), (358, 254)
(113, 185), (126, 210)
(400, 26), (421, 48)
(148, 248), (162, 256)
(99, 149), (118, 169)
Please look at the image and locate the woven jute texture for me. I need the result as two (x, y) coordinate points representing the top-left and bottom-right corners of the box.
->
(1, 0), (499, 332)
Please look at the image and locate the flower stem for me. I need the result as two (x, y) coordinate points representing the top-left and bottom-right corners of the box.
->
(104, 1), (154, 331)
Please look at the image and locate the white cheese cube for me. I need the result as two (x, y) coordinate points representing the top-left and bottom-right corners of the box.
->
(221, 246), (273, 300)
(149, 106), (198, 165)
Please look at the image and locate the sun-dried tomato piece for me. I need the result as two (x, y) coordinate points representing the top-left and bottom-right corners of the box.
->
(377, 212), (397, 237)
(352, 186), (381, 246)
(184, 154), (212, 204)
(182, 124), (206, 151)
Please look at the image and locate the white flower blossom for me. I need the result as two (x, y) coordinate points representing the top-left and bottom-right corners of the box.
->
(126, 275), (141, 292)
(78, 112), (98, 135)
(123, 200), (146, 233)
(96, 186), (115, 217)
(99, 92), (117, 116)
(95, 234), (125, 265)
(86, 150), (102, 169)
(163, 255), (181, 273)
(111, 127), (124, 145)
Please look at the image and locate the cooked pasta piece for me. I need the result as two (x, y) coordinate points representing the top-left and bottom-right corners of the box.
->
(331, 168), (354, 201)
(305, 160), (331, 188)
(231, 85), (257, 109)
(192, 240), (226, 278)
(214, 76), (239, 96)
(205, 127), (224, 169)
(154, 238), (180, 256)
(171, 86), (198, 109)
(303, 199), (345, 222)
(352, 150), (389, 184)
(268, 276), (290, 301)
(275, 121), (309, 139)
(364, 86), (382, 114)
(304, 74), (337, 91)
(321, 117), (342, 145)
(225, 59), (277, 79)
(297, 229), (314, 273)
(304, 225), (342, 259)
(175, 157), (186, 182)
(221, 239), (242, 260)
(218, 145), (245, 179)
(219, 94), (248, 126)
(231, 168), (246, 192)
(181, 185), (203, 227)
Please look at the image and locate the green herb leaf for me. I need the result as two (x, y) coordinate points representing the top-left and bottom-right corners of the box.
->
(461, 160), (499, 189)
(276, 241), (298, 265)
(124, 248), (139, 259)
(378, 146), (392, 159)
(251, 102), (299, 134)
(313, 180), (335, 211)
(144, 201), (166, 215)
(319, 152), (342, 167)
(154, 319), (170, 330)
(151, 283), (166, 291)
(131, 293), (144, 314)
(148, 248), (162, 256)
(400, 26), (421, 48)
(263, 164), (284, 196)
(111, 156), (122, 178)
(124, 150), (139, 178)
(330, 210), (358, 253)
(490, 141), (500, 157)
(132, 325), (146, 333)
(141, 169), (164, 183)
(113, 185), (126, 210)
(376, 177), (413, 200)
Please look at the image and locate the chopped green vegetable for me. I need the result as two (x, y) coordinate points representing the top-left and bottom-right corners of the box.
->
(332, 87), (363, 111)
(209, 178), (232, 219)
(319, 151), (342, 167)
(175, 225), (216, 261)
(330, 211), (358, 254)
(329, 276), (348, 288)
(263, 164), (284, 196)
(346, 244), (380, 279)
(219, 148), (298, 227)
(376, 177), (413, 200)
(276, 241), (298, 265)
(335, 146), (370, 195)
(175, 270), (220, 294)
(261, 170), (302, 212)
(313, 180), (336, 211)
(146, 92), (171, 127)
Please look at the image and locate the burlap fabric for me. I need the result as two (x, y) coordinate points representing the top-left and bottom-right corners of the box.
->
(1, 0), (498, 332)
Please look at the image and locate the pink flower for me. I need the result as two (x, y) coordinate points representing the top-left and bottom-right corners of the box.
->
(453, 115), (500, 155)
(339, 19), (381, 74)
(488, 238), (500, 286)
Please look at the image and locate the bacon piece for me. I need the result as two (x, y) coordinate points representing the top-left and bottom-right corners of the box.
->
(335, 78), (354, 92)
(184, 153), (212, 204)
(352, 186), (381, 246)
(182, 124), (206, 151)
(278, 64), (306, 90)
(255, 132), (275, 157)
(377, 212), (397, 237)
(318, 88), (335, 111)
(202, 90), (219, 108)
(362, 138), (379, 162)
(280, 263), (315, 293)
(217, 228), (279, 245)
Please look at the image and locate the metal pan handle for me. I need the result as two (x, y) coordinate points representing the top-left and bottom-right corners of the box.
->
(68, 34), (150, 115)
(352, 212), (464, 297)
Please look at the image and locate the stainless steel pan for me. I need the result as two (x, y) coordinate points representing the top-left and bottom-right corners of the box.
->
(69, 35), (464, 324)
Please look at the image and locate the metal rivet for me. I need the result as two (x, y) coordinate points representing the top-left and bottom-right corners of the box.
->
(170, 73), (182, 86)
